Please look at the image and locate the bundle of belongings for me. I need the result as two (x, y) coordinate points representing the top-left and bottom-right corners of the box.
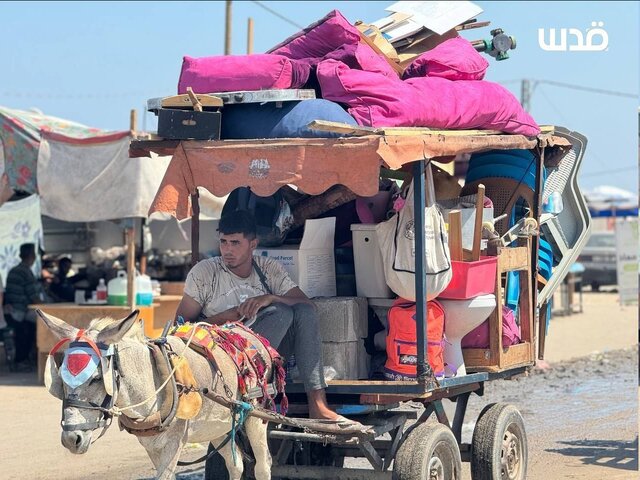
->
(173, 8), (539, 139)
(156, 3), (539, 383)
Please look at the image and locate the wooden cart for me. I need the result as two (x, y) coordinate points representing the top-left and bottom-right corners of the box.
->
(132, 121), (576, 480)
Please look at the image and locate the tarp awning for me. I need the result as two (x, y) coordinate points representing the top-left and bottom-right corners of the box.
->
(134, 131), (571, 220)
(0, 106), (126, 193)
(0, 106), (172, 221)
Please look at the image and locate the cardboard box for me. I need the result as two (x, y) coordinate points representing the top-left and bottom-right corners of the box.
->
(256, 218), (336, 298)
(313, 297), (368, 342)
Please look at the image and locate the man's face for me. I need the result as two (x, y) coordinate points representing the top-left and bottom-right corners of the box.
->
(219, 232), (257, 269)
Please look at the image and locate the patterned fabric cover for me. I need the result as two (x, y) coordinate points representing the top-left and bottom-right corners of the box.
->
(173, 322), (288, 414)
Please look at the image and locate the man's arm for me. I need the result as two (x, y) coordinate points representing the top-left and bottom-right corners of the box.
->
(175, 293), (241, 326)
(237, 287), (314, 319)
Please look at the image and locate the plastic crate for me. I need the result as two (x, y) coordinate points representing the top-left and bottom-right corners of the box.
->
(438, 256), (498, 300)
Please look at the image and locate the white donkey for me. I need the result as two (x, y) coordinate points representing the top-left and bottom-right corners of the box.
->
(38, 309), (273, 480)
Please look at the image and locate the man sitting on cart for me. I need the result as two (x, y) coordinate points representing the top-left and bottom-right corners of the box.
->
(175, 210), (347, 422)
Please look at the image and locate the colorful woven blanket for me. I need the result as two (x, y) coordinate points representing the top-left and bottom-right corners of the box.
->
(173, 322), (287, 414)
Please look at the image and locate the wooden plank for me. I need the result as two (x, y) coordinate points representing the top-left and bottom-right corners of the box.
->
(498, 246), (529, 272)
(306, 120), (378, 136)
(307, 120), (508, 137)
(327, 380), (420, 386)
(463, 342), (534, 372)
(126, 226), (136, 308)
(360, 382), (482, 404)
(448, 210), (464, 261)
(537, 273), (548, 287)
(160, 94), (223, 108)
(491, 266), (503, 367)
(455, 20), (491, 31)
(357, 30), (404, 76)
(518, 237), (534, 362)
(471, 184), (485, 261)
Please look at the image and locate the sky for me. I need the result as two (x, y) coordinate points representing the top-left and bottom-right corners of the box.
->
(1, 1), (638, 193)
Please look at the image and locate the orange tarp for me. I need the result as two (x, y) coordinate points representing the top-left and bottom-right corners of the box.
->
(136, 133), (569, 220)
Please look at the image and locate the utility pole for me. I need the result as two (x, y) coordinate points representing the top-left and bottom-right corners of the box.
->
(225, 0), (232, 55)
(247, 17), (254, 54)
(521, 79), (531, 112)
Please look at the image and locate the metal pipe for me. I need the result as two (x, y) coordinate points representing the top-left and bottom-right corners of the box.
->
(191, 191), (200, 267)
(412, 161), (429, 382)
(534, 147), (545, 359)
(451, 392), (471, 444)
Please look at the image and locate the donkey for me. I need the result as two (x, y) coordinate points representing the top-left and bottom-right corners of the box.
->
(38, 309), (272, 480)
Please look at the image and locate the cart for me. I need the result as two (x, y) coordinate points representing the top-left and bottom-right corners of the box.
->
(132, 112), (583, 480)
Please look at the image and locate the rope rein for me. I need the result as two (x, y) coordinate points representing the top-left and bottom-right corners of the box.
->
(107, 321), (210, 417)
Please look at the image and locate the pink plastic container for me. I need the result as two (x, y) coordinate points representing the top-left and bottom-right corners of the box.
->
(438, 256), (498, 300)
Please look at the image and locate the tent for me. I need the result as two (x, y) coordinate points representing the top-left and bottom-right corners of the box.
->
(584, 185), (639, 218)
(0, 106), (171, 221)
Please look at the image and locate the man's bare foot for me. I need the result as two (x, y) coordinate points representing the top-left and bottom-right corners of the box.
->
(307, 388), (340, 420)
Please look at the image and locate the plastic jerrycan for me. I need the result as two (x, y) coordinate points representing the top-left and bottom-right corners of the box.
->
(108, 271), (154, 306)
(136, 273), (153, 306)
(107, 271), (128, 306)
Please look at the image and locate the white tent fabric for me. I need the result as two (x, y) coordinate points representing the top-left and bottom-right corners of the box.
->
(585, 185), (638, 210)
(37, 136), (172, 221)
(0, 194), (42, 287)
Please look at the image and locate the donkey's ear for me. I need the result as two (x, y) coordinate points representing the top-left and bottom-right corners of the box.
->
(96, 310), (140, 345)
(36, 310), (78, 340)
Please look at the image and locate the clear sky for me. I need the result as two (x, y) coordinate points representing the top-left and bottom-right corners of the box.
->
(1, 1), (638, 193)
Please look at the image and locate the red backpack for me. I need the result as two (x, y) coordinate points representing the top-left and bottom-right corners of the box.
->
(384, 298), (446, 379)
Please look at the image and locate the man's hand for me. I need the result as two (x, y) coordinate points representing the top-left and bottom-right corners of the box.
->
(238, 294), (274, 320)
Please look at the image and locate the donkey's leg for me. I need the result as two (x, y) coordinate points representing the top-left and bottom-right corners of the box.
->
(139, 422), (189, 480)
(217, 435), (245, 480)
(244, 416), (271, 480)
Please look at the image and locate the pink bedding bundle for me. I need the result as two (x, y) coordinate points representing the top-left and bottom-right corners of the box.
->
(178, 54), (311, 94)
(176, 11), (540, 137)
(317, 59), (540, 136)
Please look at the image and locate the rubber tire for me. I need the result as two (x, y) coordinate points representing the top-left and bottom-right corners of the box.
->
(471, 403), (528, 480)
(393, 422), (462, 480)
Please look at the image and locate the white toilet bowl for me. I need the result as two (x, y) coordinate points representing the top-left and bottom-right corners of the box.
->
(438, 294), (496, 377)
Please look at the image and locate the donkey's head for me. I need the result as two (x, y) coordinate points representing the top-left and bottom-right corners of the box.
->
(37, 309), (140, 454)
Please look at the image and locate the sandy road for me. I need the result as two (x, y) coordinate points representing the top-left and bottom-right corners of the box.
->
(0, 291), (636, 480)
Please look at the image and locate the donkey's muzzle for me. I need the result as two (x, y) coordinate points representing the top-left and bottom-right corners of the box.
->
(61, 431), (91, 454)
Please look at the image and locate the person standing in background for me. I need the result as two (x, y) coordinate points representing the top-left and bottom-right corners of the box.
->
(3, 243), (42, 369)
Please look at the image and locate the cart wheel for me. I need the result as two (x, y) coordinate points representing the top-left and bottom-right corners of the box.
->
(393, 422), (462, 480)
(471, 403), (528, 480)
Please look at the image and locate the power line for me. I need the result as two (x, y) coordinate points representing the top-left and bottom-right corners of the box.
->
(1, 91), (145, 99)
(534, 84), (612, 170)
(251, 1), (304, 29)
(518, 78), (637, 99)
(581, 165), (638, 178)
(537, 79), (637, 98)
(494, 79), (521, 85)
